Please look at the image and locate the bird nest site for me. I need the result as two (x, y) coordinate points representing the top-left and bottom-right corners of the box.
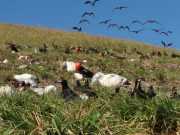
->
(0, 24), (179, 135)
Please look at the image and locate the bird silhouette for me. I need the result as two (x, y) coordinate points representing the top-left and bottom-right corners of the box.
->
(152, 29), (161, 33)
(92, 0), (100, 6)
(72, 26), (82, 32)
(167, 30), (173, 34)
(130, 29), (144, 34)
(124, 26), (130, 31)
(160, 32), (169, 36)
(113, 6), (128, 11)
(108, 23), (119, 29)
(131, 20), (143, 25)
(79, 19), (90, 24)
(84, 0), (100, 6)
(161, 41), (173, 48)
(143, 20), (160, 25)
(84, 0), (93, 5)
(99, 19), (112, 24)
(81, 12), (95, 18)
(118, 25), (125, 31)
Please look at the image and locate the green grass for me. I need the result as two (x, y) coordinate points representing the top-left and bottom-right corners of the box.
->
(0, 23), (179, 134)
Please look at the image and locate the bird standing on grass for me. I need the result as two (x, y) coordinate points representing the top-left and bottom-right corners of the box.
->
(55, 79), (79, 101)
(74, 79), (97, 98)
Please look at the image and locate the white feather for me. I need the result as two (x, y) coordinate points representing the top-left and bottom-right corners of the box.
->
(74, 73), (83, 80)
(14, 73), (37, 87)
(31, 85), (57, 95)
(63, 61), (76, 72)
(91, 72), (128, 88)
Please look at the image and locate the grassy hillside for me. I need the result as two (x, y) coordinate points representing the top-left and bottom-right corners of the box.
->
(0, 23), (179, 135)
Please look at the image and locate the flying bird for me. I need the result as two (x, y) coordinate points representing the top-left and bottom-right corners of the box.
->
(124, 26), (130, 31)
(84, 0), (100, 6)
(108, 23), (119, 28)
(130, 29), (144, 34)
(72, 26), (82, 32)
(160, 31), (169, 36)
(79, 19), (90, 24)
(92, 0), (100, 6)
(143, 20), (160, 25)
(81, 12), (95, 18)
(113, 6), (128, 11)
(167, 30), (173, 34)
(131, 20), (143, 25)
(99, 19), (112, 24)
(152, 29), (161, 33)
(161, 41), (173, 48)
(84, 0), (93, 5)
(118, 25), (125, 31)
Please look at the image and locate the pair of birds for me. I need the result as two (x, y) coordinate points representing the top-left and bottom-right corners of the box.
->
(72, 12), (95, 31)
(132, 19), (160, 25)
(130, 78), (156, 99)
(74, 0), (100, 31)
(55, 78), (97, 101)
(152, 29), (173, 36)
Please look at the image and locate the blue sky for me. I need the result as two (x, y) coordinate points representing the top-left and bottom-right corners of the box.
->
(0, 0), (179, 49)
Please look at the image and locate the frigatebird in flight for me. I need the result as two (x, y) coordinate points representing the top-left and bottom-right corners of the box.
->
(124, 26), (130, 31)
(143, 20), (160, 25)
(167, 30), (173, 34)
(72, 26), (82, 32)
(118, 25), (125, 31)
(152, 29), (161, 33)
(92, 0), (100, 6)
(130, 29), (144, 34)
(84, 0), (100, 6)
(131, 20), (143, 25)
(108, 23), (119, 29)
(113, 6), (128, 11)
(99, 19), (112, 24)
(160, 31), (169, 36)
(79, 19), (90, 24)
(81, 12), (95, 18)
(84, 0), (92, 5)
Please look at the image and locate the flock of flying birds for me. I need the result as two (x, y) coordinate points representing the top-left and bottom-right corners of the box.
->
(72, 0), (173, 48)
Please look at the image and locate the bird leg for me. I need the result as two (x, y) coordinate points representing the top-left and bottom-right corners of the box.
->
(115, 87), (120, 93)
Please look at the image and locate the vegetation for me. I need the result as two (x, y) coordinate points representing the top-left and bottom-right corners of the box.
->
(0, 24), (179, 134)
